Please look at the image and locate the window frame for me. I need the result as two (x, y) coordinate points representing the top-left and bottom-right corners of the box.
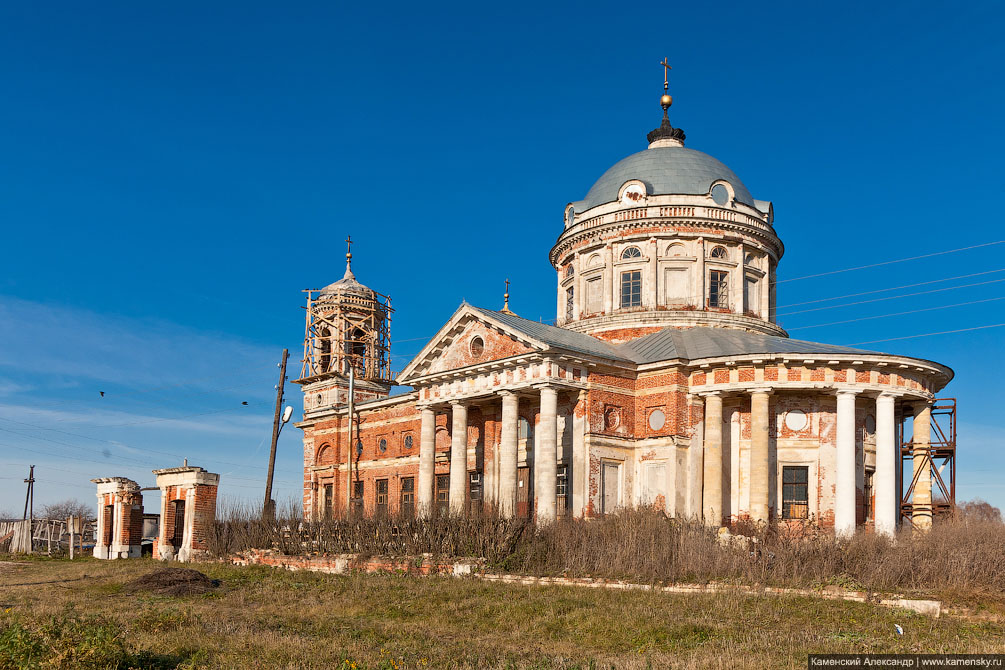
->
(620, 270), (642, 308)
(400, 476), (415, 518)
(781, 466), (809, 520)
(621, 246), (643, 260)
(708, 269), (729, 309)
(565, 287), (574, 321)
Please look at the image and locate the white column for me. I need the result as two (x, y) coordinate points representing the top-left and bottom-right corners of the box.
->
(702, 392), (723, 526)
(695, 238), (706, 309)
(646, 238), (658, 308)
(417, 406), (436, 518)
(874, 393), (898, 537)
(749, 390), (772, 523)
(835, 390), (859, 537)
(571, 390), (587, 517)
(449, 401), (468, 515)
(536, 386), (558, 523)
(687, 396), (705, 519)
(498, 391), (518, 517)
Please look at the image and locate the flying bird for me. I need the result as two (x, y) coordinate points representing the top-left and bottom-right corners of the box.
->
(99, 391), (104, 397)
(242, 401), (249, 405)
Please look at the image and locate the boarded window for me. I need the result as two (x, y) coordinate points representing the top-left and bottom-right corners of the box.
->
(601, 462), (620, 515)
(620, 271), (641, 308)
(744, 275), (759, 313)
(586, 277), (602, 313)
(468, 472), (483, 515)
(782, 466), (809, 519)
(643, 462), (666, 504)
(664, 267), (689, 306)
(352, 480), (364, 517)
(323, 483), (333, 519)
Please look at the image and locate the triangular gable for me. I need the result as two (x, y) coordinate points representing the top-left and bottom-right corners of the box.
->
(396, 303), (548, 383)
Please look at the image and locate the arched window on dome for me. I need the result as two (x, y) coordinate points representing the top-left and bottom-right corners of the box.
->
(709, 246), (728, 260)
(621, 246), (643, 260)
(346, 328), (367, 375)
(587, 254), (602, 268)
(667, 243), (685, 257)
(565, 265), (575, 279)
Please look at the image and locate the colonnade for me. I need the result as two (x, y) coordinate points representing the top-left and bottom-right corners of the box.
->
(699, 389), (932, 536)
(416, 385), (561, 522)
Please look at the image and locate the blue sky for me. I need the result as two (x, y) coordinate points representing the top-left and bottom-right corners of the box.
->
(1, 1), (1003, 515)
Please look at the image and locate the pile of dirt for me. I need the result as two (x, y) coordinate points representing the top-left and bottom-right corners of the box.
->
(128, 568), (220, 596)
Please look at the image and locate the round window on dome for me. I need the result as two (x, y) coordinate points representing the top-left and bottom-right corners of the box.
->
(470, 336), (484, 356)
(648, 409), (666, 431)
(785, 410), (808, 432)
(710, 183), (730, 206)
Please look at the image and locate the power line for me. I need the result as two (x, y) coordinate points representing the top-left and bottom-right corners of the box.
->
(776, 241), (1005, 284)
(774, 268), (1005, 311)
(785, 296), (1005, 332)
(776, 278), (1005, 317)
(848, 323), (1005, 345)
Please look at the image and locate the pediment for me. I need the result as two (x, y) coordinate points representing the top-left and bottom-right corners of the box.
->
(396, 305), (544, 383)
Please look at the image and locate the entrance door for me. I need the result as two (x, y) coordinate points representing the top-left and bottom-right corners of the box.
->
(516, 467), (532, 518)
(171, 500), (185, 549)
(601, 462), (620, 515)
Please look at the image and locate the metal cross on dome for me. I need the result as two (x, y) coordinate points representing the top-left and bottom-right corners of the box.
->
(660, 57), (672, 91)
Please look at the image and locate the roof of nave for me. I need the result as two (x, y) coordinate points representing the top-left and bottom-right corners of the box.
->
(620, 327), (885, 364)
(470, 307), (884, 365)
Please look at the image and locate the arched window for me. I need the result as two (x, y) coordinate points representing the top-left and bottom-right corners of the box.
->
(744, 252), (756, 265)
(318, 328), (331, 373)
(667, 243), (685, 257)
(710, 246), (728, 260)
(566, 264), (575, 279)
(587, 253), (602, 268)
(346, 328), (367, 373)
(317, 444), (335, 466)
(621, 246), (642, 260)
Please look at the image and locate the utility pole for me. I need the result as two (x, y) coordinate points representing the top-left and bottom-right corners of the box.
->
(264, 348), (288, 520)
(22, 465), (35, 522)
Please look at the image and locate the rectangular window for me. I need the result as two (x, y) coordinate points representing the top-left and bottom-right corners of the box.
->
(436, 475), (450, 515)
(601, 462), (620, 515)
(556, 465), (568, 517)
(709, 270), (729, 309)
(620, 271), (641, 308)
(352, 480), (364, 517)
(565, 287), (574, 320)
(375, 479), (388, 516)
(743, 276), (759, 314)
(782, 466), (809, 520)
(468, 471), (483, 515)
(323, 483), (333, 519)
(643, 462), (666, 504)
(863, 469), (874, 522)
(400, 476), (415, 518)
(586, 277), (602, 313)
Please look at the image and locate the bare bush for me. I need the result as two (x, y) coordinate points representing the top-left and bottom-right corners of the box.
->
(38, 499), (92, 521)
(206, 504), (1005, 599)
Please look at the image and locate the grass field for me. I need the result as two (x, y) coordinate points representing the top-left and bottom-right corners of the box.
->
(2, 557), (1004, 669)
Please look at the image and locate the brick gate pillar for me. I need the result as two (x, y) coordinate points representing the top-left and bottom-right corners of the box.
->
(91, 478), (143, 559)
(152, 466), (219, 562)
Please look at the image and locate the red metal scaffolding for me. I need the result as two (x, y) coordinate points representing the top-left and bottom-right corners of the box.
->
(899, 398), (956, 525)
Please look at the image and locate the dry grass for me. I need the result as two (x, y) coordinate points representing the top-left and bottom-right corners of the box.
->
(207, 504), (1005, 606)
(2, 557), (1004, 669)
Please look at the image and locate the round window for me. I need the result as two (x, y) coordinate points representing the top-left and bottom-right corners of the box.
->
(403, 434), (413, 450)
(784, 410), (808, 432)
(378, 438), (387, 452)
(648, 409), (666, 431)
(316, 393), (323, 405)
(864, 414), (876, 435)
(710, 183), (729, 206)
(355, 439), (363, 456)
(470, 336), (484, 356)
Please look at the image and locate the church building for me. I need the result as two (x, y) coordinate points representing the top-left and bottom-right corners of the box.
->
(294, 74), (953, 536)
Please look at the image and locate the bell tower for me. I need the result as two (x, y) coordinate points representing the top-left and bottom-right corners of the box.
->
(295, 237), (393, 414)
